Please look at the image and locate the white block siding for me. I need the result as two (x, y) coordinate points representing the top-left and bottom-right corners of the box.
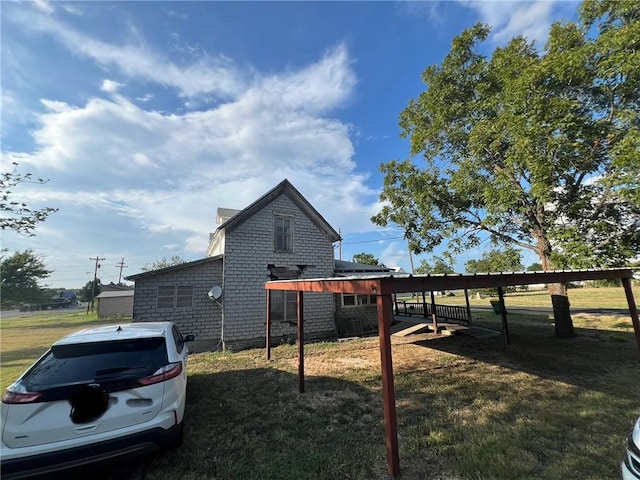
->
(222, 194), (337, 350)
(132, 260), (223, 352)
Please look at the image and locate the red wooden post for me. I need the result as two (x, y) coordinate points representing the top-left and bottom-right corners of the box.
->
(377, 292), (400, 478)
(297, 290), (305, 394)
(622, 277), (640, 351)
(266, 290), (272, 361)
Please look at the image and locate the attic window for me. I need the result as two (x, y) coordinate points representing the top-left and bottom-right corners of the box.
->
(274, 215), (293, 253)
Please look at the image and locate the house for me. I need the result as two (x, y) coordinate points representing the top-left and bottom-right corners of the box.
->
(126, 179), (383, 352)
(333, 260), (393, 336)
(95, 290), (134, 318)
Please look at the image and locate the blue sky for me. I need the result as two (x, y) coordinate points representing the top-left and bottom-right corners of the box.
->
(1, 0), (580, 289)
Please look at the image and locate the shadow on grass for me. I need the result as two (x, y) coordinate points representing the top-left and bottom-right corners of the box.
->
(50, 369), (403, 480)
(411, 315), (640, 399)
(1, 346), (48, 368)
(393, 316), (639, 478)
(3, 318), (128, 332)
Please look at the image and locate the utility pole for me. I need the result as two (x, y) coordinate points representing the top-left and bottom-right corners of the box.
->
(407, 241), (419, 299)
(338, 228), (342, 260)
(116, 257), (127, 285)
(88, 256), (105, 313)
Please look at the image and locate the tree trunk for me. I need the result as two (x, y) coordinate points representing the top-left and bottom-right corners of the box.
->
(536, 233), (576, 339)
(549, 282), (575, 339)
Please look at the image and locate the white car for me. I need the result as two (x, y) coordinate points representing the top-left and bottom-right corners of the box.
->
(623, 416), (640, 479)
(1, 322), (194, 479)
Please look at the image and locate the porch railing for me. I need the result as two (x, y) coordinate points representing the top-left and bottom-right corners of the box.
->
(394, 300), (470, 324)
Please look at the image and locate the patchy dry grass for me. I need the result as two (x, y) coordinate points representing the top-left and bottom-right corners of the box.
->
(1, 306), (639, 479)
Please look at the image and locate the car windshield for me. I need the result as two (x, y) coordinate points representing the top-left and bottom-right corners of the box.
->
(23, 338), (168, 390)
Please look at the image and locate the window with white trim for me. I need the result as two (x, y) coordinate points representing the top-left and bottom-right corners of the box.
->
(271, 290), (298, 322)
(157, 285), (193, 309)
(274, 215), (293, 252)
(341, 294), (377, 307)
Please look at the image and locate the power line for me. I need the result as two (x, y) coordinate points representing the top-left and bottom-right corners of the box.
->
(342, 235), (405, 245)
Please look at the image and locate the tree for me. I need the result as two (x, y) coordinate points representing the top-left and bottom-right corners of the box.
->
(1, 162), (57, 236)
(465, 248), (524, 274)
(141, 255), (190, 272)
(415, 256), (454, 274)
(465, 247), (524, 293)
(79, 279), (101, 303)
(372, 0), (639, 338)
(352, 252), (383, 266)
(527, 262), (543, 272)
(1, 250), (52, 308)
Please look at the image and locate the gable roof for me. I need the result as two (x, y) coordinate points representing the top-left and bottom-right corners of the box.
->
(96, 290), (134, 299)
(125, 255), (222, 281)
(216, 179), (341, 242)
(334, 259), (393, 275)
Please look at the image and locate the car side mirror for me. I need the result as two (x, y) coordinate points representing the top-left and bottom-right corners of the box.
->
(184, 334), (195, 342)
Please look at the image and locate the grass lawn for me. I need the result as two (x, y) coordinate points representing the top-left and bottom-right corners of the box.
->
(1, 292), (639, 479)
(418, 285), (640, 309)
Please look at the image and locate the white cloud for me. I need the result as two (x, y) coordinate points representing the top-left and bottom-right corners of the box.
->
(380, 241), (411, 272)
(136, 93), (154, 102)
(1, 90), (32, 129)
(101, 79), (123, 93)
(32, 0), (54, 14)
(5, 40), (381, 264)
(1, 5), (390, 286)
(477, 1), (552, 45)
(61, 4), (83, 16)
(461, 0), (567, 47)
(7, 9), (246, 100)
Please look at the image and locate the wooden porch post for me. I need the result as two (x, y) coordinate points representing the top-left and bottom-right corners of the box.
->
(464, 289), (472, 325)
(421, 291), (428, 319)
(297, 290), (305, 394)
(497, 287), (511, 345)
(621, 278), (640, 351)
(377, 290), (400, 478)
(430, 291), (438, 334)
(266, 290), (272, 361)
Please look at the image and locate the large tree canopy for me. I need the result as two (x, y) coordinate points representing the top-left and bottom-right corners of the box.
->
(415, 256), (454, 275)
(1, 250), (52, 308)
(352, 252), (383, 266)
(372, 0), (639, 338)
(464, 247), (524, 275)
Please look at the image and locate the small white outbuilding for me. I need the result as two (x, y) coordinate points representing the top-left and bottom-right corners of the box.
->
(96, 290), (134, 318)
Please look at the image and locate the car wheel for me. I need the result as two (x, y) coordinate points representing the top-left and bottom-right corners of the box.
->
(167, 422), (184, 450)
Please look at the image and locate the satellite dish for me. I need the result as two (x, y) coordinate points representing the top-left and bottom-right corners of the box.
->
(208, 286), (223, 301)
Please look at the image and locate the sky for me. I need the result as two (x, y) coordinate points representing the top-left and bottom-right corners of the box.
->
(1, 0), (580, 289)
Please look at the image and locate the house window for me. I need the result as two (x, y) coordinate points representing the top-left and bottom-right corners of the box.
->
(176, 286), (193, 308)
(157, 285), (193, 309)
(274, 215), (293, 252)
(157, 286), (176, 309)
(341, 294), (377, 307)
(271, 290), (298, 323)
